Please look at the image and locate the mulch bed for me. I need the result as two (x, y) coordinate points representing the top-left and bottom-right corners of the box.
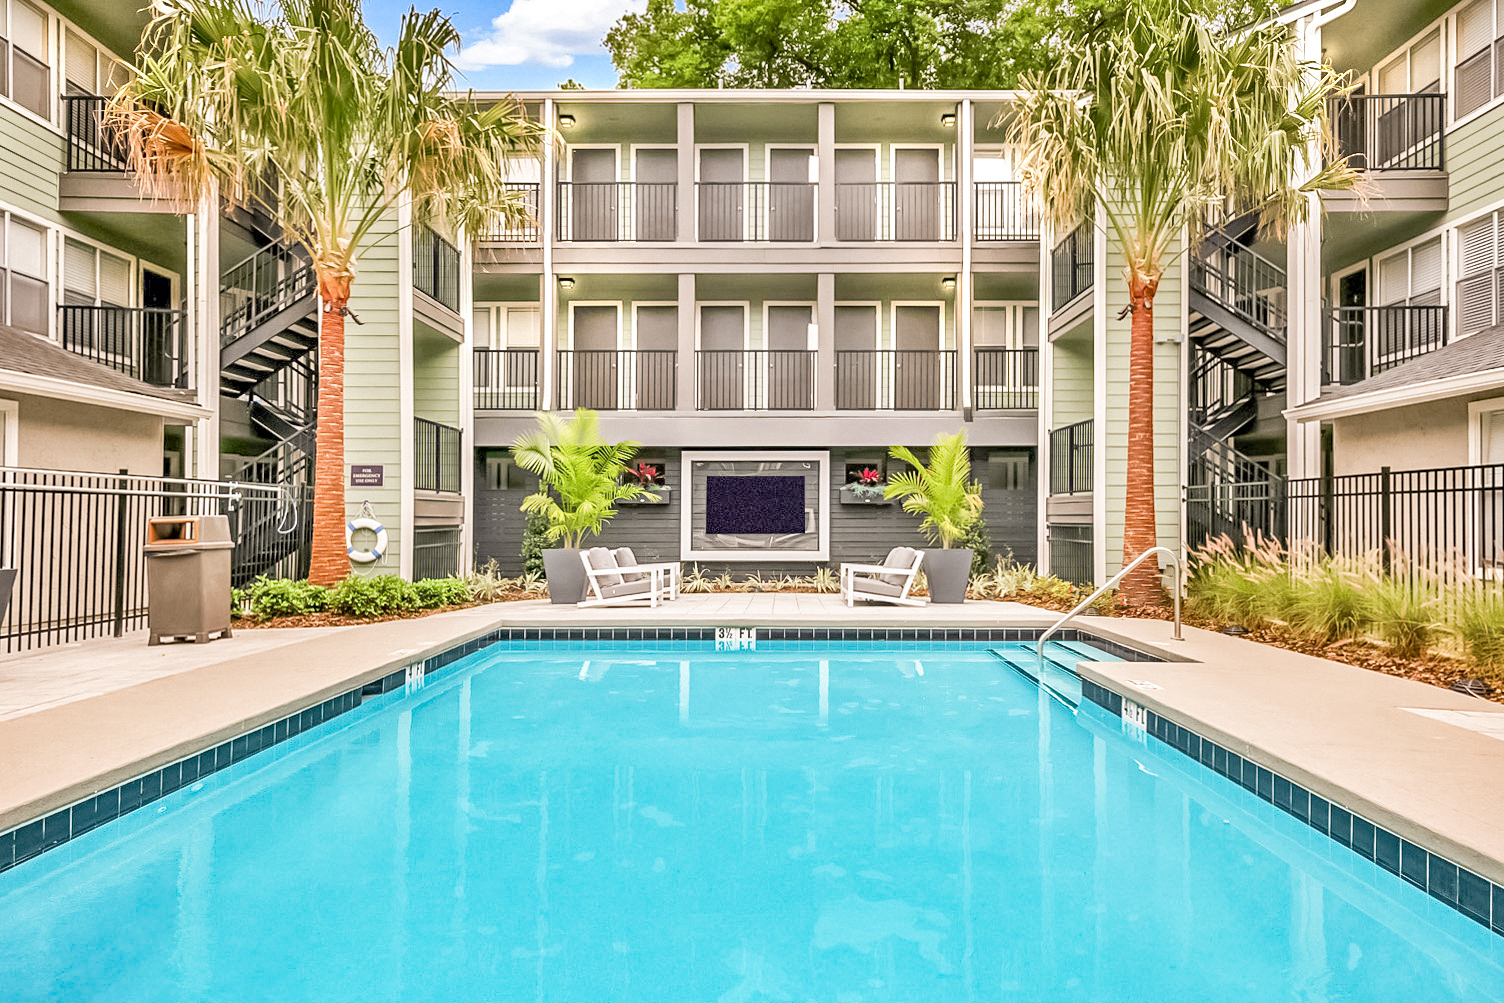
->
(233, 601), (491, 630)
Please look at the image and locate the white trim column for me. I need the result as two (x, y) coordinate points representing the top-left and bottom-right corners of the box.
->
(1286, 14), (1325, 480)
(677, 273), (696, 410)
(541, 97), (557, 410)
(817, 272), (835, 410)
(958, 99), (974, 412)
(459, 227), (476, 573)
(191, 185), (221, 479)
(817, 103), (835, 247)
(397, 199), (416, 580)
(677, 103), (695, 245)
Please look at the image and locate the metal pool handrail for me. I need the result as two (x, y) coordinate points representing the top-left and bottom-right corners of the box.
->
(1036, 546), (1183, 678)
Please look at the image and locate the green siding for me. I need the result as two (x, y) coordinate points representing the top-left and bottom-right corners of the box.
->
(0, 104), (64, 223)
(1049, 326), (1093, 428)
(1444, 103), (1504, 223)
(413, 324), (461, 427)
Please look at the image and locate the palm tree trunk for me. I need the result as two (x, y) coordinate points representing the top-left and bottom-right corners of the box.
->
(1120, 271), (1162, 607)
(308, 300), (348, 585)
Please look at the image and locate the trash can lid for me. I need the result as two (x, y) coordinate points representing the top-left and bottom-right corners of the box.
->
(146, 514), (233, 546)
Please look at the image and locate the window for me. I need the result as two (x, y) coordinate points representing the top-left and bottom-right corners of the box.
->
(1, 0), (50, 119)
(1378, 30), (1442, 93)
(1455, 0), (1504, 118)
(62, 237), (130, 307)
(1457, 212), (1501, 335)
(1377, 237), (1443, 306)
(62, 27), (122, 97)
(3, 215), (46, 333)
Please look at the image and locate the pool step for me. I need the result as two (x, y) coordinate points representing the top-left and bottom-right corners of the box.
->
(988, 643), (1087, 707)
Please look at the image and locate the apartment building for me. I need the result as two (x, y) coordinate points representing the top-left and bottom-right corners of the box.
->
(468, 91), (1044, 575)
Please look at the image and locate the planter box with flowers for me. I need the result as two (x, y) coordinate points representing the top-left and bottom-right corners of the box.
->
(619, 461), (671, 505)
(839, 467), (894, 506)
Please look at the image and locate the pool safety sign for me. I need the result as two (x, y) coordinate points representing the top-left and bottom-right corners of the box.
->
(715, 627), (757, 651)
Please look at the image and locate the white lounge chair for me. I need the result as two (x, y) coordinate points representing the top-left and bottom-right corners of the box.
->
(841, 546), (926, 607)
(578, 547), (680, 608)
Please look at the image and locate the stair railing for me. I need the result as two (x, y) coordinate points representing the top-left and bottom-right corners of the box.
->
(1036, 546), (1182, 681)
(220, 240), (316, 347)
(1189, 236), (1288, 345)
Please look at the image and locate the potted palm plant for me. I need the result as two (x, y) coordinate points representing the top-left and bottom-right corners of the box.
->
(885, 431), (983, 604)
(510, 409), (656, 603)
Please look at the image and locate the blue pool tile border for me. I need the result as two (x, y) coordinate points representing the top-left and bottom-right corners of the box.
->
(1080, 678), (1504, 939)
(0, 624), (1151, 876)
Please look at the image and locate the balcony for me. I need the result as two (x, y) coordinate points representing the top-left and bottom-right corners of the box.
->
(695, 350), (815, 409)
(556, 182), (677, 242)
(973, 182), (1039, 241)
(556, 349), (677, 410)
(1051, 223), (1094, 311)
(57, 305), (190, 389)
(474, 348), (541, 410)
(414, 417), (462, 493)
(1326, 93), (1447, 213)
(972, 348), (1039, 409)
(835, 350), (957, 410)
(835, 183), (956, 241)
(413, 226), (460, 312)
(1324, 304), (1448, 385)
(480, 183), (541, 242)
(62, 95), (128, 172)
(695, 183), (815, 241)
(1049, 420), (1093, 494)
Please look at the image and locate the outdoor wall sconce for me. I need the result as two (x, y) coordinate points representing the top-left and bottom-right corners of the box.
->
(940, 113), (957, 127)
(941, 276), (956, 292)
(558, 114), (576, 128)
(558, 276), (575, 290)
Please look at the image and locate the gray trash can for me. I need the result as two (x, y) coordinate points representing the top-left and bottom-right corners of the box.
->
(144, 515), (234, 645)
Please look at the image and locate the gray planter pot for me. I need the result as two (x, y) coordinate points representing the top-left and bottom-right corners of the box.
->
(922, 548), (973, 604)
(0, 568), (15, 623)
(838, 484), (893, 506)
(541, 548), (587, 604)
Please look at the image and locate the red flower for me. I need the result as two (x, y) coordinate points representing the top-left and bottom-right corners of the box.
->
(858, 467), (882, 485)
(628, 462), (659, 484)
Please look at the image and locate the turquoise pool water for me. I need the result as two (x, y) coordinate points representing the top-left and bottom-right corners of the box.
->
(2, 641), (1502, 1001)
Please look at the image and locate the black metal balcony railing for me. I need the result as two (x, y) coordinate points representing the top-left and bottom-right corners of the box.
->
(1324, 304), (1449, 385)
(480, 183), (541, 242)
(413, 226), (461, 312)
(62, 95), (128, 172)
(695, 350), (816, 410)
(834, 182), (957, 241)
(1049, 420), (1093, 495)
(973, 182), (1040, 241)
(414, 416), (462, 494)
(473, 348), (542, 410)
(834, 350), (957, 410)
(1189, 237), (1287, 346)
(57, 305), (190, 389)
(556, 350), (677, 410)
(695, 182), (816, 242)
(1329, 93), (1446, 172)
(971, 348), (1039, 409)
(220, 240), (316, 346)
(556, 182), (678, 241)
(1052, 222), (1094, 310)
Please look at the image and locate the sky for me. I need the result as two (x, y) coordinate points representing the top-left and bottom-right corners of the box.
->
(362, 0), (642, 93)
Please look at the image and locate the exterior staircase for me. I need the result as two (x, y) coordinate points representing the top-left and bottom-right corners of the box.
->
(219, 240), (318, 584)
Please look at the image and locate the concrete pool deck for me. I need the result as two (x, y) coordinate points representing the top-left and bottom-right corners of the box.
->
(2, 595), (1504, 893)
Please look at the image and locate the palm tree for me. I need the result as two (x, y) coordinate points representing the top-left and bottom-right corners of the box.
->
(885, 431), (983, 549)
(110, 0), (545, 584)
(1007, 0), (1360, 605)
(509, 409), (653, 549)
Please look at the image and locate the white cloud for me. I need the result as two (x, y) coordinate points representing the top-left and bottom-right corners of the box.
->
(457, 0), (645, 70)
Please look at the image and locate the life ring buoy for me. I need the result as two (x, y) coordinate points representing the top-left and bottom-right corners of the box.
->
(346, 516), (388, 564)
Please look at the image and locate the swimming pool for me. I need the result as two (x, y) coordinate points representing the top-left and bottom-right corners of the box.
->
(2, 639), (1502, 1001)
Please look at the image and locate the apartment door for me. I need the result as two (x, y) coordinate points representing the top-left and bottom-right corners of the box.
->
(894, 148), (941, 241)
(835, 149), (877, 240)
(766, 304), (814, 409)
(634, 148), (677, 241)
(1330, 83), (1366, 171)
(767, 148), (814, 241)
(1334, 269), (1367, 384)
(698, 305), (746, 408)
(141, 268), (175, 386)
(570, 149), (617, 241)
(835, 304), (878, 408)
(634, 305), (677, 409)
(571, 305), (619, 409)
(698, 149), (744, 241)
(894, 305), (942, 409)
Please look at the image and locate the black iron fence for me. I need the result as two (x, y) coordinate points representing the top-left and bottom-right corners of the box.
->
(835, 182), (957, 241)
(695, 182), (816, 241)
(1049, 420), (1093, 495)
(62, 95), (128, 172)
(1052, 223), (1093, 310)
(695, 350), (815, 409)
(57, 305), (190, 389)
(473, 348), (541, 410)
(480, 183), (541, 242)
(0, 468), (309, 653)
(1048, 523), (1094, 585)
(413, 526), (463, 580)
(834, 350), (957, 410)
(556, 350), (678, 410)
(972, 348), (1039, 409)
(973, 182), (1039, 241)
(1185, 432), (1285, 551)
(1324, 304), (1448, 385)
(413, 226), (461, 311)
(557, 182), (678, 241)
(220, 240), (315, 346)
(1329, 93), (1446, 172)
(414, 417), (462, 494)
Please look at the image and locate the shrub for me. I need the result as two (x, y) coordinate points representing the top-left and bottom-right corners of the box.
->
(239, 577), (328, 620)
(467, 560), (511, 602)
(957, 515), (992, 577)
(412, 577), (473, 609)
(326, 574), (418, 618)
(1290, 565), (1372, 643)
(520, 508), (549, 579)
(813, 566), (839, 594)
(1371, 579), (1436, 659)
(1455, 588), (1504, 675)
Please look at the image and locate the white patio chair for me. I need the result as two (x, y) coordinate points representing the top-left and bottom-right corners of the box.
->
(840, 546), (926, 607)
(578, 547), (677, 608)
(612, 546), (680, 600)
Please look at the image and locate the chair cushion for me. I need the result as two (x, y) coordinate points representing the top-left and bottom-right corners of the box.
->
(600, 578), (653, 599)
(613, 547), (645, 583)
(878, 547), (918, 587)
(852, 576), (904, 597)
(586, 547), (622, 588)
